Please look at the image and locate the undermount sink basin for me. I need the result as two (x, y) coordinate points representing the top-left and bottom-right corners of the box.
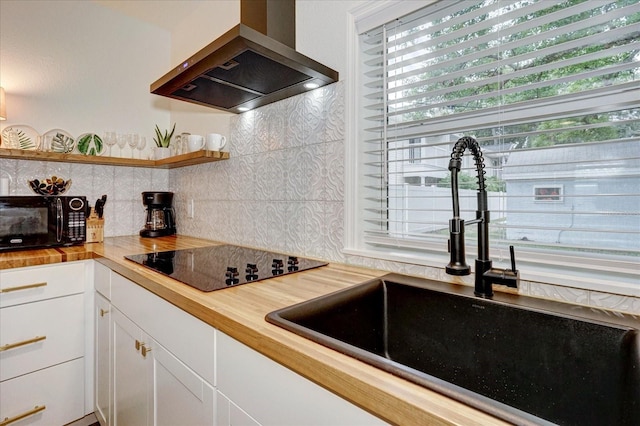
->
(266, 273), (640, 426)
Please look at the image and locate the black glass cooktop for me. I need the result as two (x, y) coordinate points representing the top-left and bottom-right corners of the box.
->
(125, 245), (328, 292)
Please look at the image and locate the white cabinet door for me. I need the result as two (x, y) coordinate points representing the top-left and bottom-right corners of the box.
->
(112, 308), (151, 426)
(217, 331), (387, 426)
(95, 293), (111, 426)
(216, 391), (261, 426)
(152, 339), (215, 426)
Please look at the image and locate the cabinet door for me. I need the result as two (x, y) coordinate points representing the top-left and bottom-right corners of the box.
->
(152, 339), (215, 426)
(95, 293), (111, 426)
(112, 308), (151, 426)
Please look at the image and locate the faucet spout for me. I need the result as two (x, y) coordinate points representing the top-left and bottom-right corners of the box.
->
(445, 136), (519, 298)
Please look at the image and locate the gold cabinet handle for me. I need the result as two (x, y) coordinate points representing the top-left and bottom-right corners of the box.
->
(141, 344), (151, 358)
(100, 308), (109, 317)
(0, 282), (47, 293)
(0, 336), (46, 352)
(135, 339), (142, 351)
(1, 405), (46, 426)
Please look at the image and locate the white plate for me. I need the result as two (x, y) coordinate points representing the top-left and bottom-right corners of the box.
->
(42, 128), (75, 153)
(1, 125), (40, 150)
(76, 133), (105, 156)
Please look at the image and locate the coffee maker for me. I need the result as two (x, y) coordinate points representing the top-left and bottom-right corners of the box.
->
(140, 191), (176, 238)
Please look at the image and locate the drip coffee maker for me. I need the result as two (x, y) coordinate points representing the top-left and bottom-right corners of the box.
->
(140, 191), (176, 238)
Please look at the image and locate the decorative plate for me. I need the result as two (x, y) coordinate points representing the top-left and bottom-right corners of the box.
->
(46, 130), (75, 153)
(76, 133), (104, 156)
(1, 125), (39, 150)
(28, 176), (72, 196)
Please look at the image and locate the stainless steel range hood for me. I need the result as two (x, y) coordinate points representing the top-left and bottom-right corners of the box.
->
(150, 0), (338, 114)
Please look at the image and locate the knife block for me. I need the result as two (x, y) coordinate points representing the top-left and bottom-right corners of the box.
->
(86, 208), (104, 243)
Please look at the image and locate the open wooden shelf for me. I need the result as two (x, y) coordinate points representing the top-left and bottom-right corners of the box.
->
(0, 148), (229, 169)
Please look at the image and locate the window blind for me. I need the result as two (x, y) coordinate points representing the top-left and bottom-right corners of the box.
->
(359, 0), (640, 260)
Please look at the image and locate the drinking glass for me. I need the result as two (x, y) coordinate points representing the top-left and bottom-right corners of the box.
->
(116, 133), (127, 157)
(103, 131), (117, 156)
(136, 136), (147, 159)
(128, 133), (139, 158)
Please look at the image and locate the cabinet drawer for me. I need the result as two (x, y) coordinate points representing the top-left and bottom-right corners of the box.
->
(0, 358), (84, 426)
(0, 293), (85, 381)
(0, 262), (85, 308)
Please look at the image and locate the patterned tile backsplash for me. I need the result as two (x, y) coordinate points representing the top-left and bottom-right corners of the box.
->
(171, 82), (346, 263)
(1, 81), (636, 314)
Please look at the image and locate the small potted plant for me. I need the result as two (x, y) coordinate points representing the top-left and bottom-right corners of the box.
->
(153, 123), (176, 159)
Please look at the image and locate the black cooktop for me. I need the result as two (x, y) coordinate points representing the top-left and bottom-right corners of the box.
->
(125, 245), (327, 292)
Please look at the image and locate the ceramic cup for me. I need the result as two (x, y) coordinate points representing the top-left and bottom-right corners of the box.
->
(187, 134), (205, 152)
(205, 133), (227, 151)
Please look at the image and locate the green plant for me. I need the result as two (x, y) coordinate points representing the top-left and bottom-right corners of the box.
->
(153, 123), (176, 148)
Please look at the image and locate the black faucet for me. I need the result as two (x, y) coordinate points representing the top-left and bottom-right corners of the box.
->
(445, 136), (519, 298)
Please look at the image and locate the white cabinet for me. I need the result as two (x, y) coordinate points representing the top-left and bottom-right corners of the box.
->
(216, 331), (387, 426)
(95, 292), (112, 426)
(152, 337), (215, 426)
(0, 262), (89, 426)
(98, 265), (385, 426)
(112, 308), (151, 426)
(97, 266), (216, 426)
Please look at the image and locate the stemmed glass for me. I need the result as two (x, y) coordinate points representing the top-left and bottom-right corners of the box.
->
(136, 136), (147, 160)
(103, 131), (117, 157)
(128, 133), (139, 158)
(116, 133), (127, 158)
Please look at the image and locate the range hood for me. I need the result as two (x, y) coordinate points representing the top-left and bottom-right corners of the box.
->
(150, 0), (338, 114)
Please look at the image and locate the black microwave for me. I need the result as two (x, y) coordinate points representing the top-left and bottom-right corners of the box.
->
(0, 196), (87, 252)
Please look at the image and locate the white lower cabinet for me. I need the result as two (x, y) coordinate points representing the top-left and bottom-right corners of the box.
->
(98, 265), (386, 426)
(216, 331), (387, 426)
(153, 337), (215, 426)
(95, 292), (112, 426)
(0, 358), (85, 426)
(97, 265), (216, 426)
(0, 261), (90, 426)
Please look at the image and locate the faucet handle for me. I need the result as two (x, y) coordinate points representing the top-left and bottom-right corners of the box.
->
(509, 245), (517, 272)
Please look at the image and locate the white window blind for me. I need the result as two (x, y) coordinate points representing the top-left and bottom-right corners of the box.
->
(359, 0), (640, 263)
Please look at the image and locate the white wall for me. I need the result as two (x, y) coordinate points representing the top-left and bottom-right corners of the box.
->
(0, 0), (172, 142)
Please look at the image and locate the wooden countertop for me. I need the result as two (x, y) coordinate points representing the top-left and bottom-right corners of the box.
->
(1, 237), (508, 426)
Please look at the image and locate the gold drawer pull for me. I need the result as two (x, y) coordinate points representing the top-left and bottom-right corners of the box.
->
(0, 336), (47, 352)
(135, 339), (142, 351)
(141, 344), (151, 358)
(1, 405), (46, 426)
(0, 282), (47, 293)
(100, 308), (109, 317)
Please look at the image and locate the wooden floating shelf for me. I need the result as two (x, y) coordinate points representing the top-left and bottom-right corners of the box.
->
(0, 148), (229, 169)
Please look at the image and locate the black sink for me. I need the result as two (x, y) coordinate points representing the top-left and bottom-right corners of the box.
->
(266, 273), (640, 426)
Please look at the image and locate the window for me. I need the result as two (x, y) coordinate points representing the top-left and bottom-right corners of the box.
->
(534, 186), (563, 203)
(351, 0), (640, 282)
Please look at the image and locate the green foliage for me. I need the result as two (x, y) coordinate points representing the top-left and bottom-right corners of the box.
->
(153, 123), (176, 148)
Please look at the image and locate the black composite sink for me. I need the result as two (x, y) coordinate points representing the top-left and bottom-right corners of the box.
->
(266, 273), (640, 426)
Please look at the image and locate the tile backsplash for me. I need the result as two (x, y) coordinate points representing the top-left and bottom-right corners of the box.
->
(171, 82), (346, 263)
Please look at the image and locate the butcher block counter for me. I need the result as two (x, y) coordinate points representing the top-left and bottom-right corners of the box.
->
(0, 236), (508, 426)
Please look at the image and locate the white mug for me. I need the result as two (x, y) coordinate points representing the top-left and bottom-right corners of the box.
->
(187, 134), (205, 152)
(205, 133), (227, 151)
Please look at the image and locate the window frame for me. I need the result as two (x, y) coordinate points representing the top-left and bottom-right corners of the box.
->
(344, 0), (640, 298)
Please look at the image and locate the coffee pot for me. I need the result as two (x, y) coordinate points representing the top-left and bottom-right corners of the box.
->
(140, 191), (176, 238)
